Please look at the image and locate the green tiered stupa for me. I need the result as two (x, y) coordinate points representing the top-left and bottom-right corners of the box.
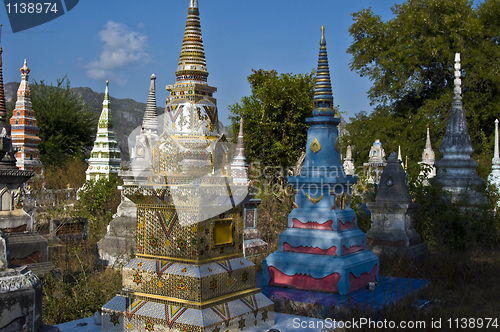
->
(101, 1), (274, 331)
(86, 81), (122, 181)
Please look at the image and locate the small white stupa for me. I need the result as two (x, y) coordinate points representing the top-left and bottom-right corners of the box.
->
(418, 126), (436, 183)
(364, 139), (387, 184)
(488, 119), (500, 190)
(343, 145), (355, 176)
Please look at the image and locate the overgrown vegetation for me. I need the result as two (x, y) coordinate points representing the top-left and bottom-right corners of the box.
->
(344, 0), (500, 176)
(35, 164), (122, 325)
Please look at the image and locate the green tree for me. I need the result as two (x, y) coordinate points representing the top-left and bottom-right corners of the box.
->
(30, 76), (96, 165)
(345, 0), (500, 175)
(228, 69), (315, 169)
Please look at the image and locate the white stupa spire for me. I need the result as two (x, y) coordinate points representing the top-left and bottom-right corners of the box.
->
(489, 119), (500, 191)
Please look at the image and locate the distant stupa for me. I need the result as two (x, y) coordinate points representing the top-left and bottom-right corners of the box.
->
(85, 81), (121, 181)
(10, 59), (43, 176)
(435, 53), (485, 204)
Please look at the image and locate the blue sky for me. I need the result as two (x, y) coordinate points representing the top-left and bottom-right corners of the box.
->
(0, 1), (397, 126)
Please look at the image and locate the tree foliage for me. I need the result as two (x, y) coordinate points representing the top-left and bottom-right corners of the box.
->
(30, 76), (96, 165)
(228, 69), (315, 169)
(345, 0), (500, 177)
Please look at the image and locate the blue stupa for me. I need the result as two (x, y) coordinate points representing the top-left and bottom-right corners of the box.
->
(263, 26), (379, 295)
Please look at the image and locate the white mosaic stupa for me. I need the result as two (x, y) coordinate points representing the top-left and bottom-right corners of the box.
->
(85, 81), (121, 181)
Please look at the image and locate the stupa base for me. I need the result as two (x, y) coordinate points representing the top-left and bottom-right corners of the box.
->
(101, 292), (274, 332)
(263, 250), (379, 295)
(368, 243), (430, 260)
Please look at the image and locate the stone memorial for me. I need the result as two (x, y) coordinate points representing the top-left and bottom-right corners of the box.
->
(101, 1), (274, 331)
(366, 152), (429, 258)
(435, 53), (486, 204)
(263, 27), (379, 295)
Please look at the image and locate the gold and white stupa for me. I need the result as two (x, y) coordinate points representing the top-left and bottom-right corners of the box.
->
(101, 1), (274, 331)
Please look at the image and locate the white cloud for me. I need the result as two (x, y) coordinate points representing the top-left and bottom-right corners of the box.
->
(87, 21), (149, 84)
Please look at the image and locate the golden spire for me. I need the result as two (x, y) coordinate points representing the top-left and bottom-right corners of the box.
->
(175, 0), (208, 84)
(313, 26), (335, 117)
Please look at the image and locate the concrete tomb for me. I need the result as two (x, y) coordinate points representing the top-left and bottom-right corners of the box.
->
(366, 152), (429, 258)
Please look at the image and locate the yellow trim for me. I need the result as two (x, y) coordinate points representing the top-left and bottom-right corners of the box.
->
(310, 138), (321, 154)
(306, 192), (324, 204)
(136, 253), (241, 264)
(132, 288), (261, 308)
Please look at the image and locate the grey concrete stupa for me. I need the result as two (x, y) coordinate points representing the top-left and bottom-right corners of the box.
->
(435, 53), (486, 204)
(366, 152), (429, 258)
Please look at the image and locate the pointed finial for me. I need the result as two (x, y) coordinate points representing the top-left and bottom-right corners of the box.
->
(454, 52), (462, 102)
(320, 25), (326, 47)
(103, 81), (109, 103)
(398, 145), (402, 161)
(151, 73), (156, 80)
(312, 26), (334, 117)
(190, 0), (198, 8)
(20, 59), (30, 76)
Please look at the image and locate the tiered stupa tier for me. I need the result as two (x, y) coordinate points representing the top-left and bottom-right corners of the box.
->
(101, 1), (274, 331)
(263, 27), (379, 295)
(10, 60), (42, 175)
(85, 81), (121, 181)
(435, 53), (485, 204)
